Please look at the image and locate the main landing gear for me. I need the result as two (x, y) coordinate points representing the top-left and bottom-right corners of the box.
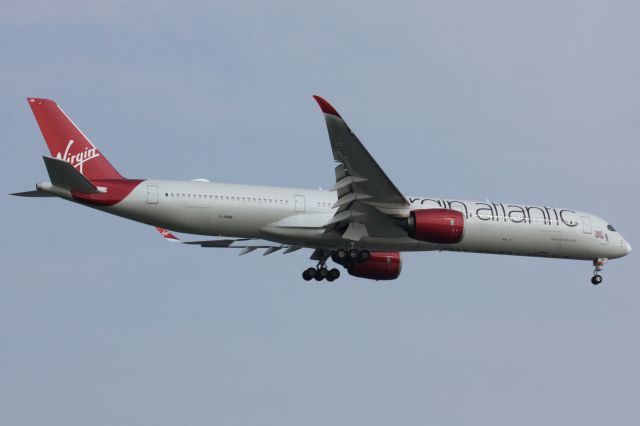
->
(591, 258), (607, 285)
(301, 246), (371, 282)
(302, 259), (340, 282)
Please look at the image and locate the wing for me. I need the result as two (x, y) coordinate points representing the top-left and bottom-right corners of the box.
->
(313, 96), (410, 238)
(155, 227), (302, 255)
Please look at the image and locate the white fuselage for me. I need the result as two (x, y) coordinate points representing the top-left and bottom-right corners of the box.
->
(53, 179), (630, 261)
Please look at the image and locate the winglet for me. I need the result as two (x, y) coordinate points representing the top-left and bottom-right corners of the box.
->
(312, 95), (342, 118)
(156, 227), (181, 242)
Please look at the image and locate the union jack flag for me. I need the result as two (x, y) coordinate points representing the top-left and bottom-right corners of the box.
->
(594, 231), (609, 242)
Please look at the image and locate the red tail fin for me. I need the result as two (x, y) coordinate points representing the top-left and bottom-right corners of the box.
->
(28, 98), (123, 181)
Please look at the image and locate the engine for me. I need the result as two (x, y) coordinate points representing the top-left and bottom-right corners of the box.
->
(347, 251), (402, 280)
(405, 208), (465, 244)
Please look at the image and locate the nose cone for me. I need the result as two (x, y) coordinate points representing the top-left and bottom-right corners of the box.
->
(626, 241), (632, 255)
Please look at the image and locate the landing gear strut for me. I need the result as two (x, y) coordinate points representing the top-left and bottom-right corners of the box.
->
(591, 258), (607, 285)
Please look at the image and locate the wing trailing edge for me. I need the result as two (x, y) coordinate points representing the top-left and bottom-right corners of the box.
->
(154, 227), (297, 255)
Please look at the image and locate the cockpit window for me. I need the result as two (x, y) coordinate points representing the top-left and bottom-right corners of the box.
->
(607, 224), (617, 232)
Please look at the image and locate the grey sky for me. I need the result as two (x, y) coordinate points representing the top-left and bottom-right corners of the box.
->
(2, 1), (638, 424)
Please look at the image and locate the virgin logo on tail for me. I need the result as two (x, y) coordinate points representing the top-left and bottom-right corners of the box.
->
(56, 139), (101, 174)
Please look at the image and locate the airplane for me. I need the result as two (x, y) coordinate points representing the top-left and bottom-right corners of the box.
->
(13, 96), (631, 284)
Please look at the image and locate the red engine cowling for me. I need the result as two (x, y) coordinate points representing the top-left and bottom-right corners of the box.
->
(348, 252), (402, 280)
(407, 208), (464, 244)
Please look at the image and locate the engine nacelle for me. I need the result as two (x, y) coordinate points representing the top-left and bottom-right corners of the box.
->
(348, 252), (402, 281)
(406, 208), (464, 244)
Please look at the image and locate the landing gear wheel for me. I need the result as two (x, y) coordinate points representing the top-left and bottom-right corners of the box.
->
(348, 249), (359, 260)
(319, 268), (329, 279)
(325, 268), (340, 282)
(329, 268), (340, 280)
(358, 250), (370, 262)
(591, 274), (603, 285)
(303, 267), (317, 282)
(335, 249), (347, 261)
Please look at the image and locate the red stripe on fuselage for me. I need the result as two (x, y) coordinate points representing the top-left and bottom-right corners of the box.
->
(71, 179), (144, 206)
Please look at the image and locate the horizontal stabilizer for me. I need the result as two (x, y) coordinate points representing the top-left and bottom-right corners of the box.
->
(42, 156), (101, 194)
(11, 190), (56, 197)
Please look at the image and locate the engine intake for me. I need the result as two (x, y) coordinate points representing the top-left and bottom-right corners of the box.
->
(348, 252), (402, 280)
(406, 208), (465, 244)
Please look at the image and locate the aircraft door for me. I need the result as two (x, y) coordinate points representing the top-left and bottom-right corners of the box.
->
(581, 216), (592, 234)
(147, 185), (158, 204)
(294, 194), (305, 212)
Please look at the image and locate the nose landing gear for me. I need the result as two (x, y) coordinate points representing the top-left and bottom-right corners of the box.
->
(591, 258), (607, 285)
